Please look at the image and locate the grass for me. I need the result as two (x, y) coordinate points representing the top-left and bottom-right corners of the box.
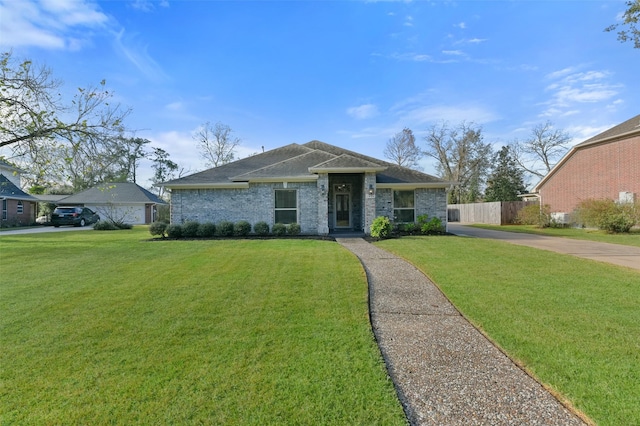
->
(470, 224), (640, 247)
(376, 236), (640, 426)
(0, 228), (405, 425)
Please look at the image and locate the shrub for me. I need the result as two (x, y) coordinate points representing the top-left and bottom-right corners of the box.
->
(166, 224), (183, 239)
(574, 199), (639, 233)
(272, 223), (287, 236)
(149, 221), (168, 238)
(402, 222), (421, 235)
(233, 220), (252, 237)
(517, 203), (551, 227)
(93, 220), (118, 231)
(216, 221), (234, 237)
(370, 216), (391, 239)
(181, 221), (200, 238)
(196, 222), (216, 238)
(419, 216), (445, 235)
(287, 223), (301, 236)
(254, 221), (270, 236)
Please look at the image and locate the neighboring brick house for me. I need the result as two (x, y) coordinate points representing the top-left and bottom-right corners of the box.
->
(57, 182), (167, 225)
(533, 114), (640, 216)
(162, 140), (454, 235)
(0, 160), (38, 226)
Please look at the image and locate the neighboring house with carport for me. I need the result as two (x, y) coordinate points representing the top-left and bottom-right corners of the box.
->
(162, 140), (454, 235)
(57, 182), (166, 225)
(0, 160), (37, 226)
(533, 114), (640, 220)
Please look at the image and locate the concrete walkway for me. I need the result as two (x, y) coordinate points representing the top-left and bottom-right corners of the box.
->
(448, 224), (640, 271)
(336, 237), (587, 426)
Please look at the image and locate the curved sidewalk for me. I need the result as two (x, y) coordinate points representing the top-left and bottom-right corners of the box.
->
(448, 224), (640, 271)
(336, 237), (586, 426)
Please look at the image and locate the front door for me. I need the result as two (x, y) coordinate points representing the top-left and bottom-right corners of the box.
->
(334, 184), (351, 228)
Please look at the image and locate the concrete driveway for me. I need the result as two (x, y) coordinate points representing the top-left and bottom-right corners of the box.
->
(0, 225), (94, 236)
(448, 223), (640, 271)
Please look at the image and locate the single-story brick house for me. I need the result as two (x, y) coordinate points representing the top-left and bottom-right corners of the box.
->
(0, 160), (38, 226)
(57, 182), (166, 225)
(533, 114), (640, 217)
(162, 140), (454, 235)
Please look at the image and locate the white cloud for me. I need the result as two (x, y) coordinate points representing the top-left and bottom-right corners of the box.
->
(455, 22), (466, 29)
(347, 104), (379, 120)
(113, 29), (169, 81)
(397, 104), (500, 126)
(0, 0), (109, 49)
(541, 67), (622, 116)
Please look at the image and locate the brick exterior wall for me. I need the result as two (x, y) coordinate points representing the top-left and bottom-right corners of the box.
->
(538, 136), (640, 213)
(375, 188), (448, 223)
(170, 179), (448, 235)
(170, 182), (319, 234)
(1, 199), (36, 226)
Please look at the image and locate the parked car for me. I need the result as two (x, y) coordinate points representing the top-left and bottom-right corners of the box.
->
(51, 207), (100, 227)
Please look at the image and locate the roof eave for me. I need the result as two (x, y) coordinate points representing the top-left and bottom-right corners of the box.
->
(377, 182), (456, 189)
(162, 182), (250, 190)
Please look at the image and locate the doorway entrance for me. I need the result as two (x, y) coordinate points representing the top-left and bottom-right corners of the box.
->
(334, 184), (351, 228)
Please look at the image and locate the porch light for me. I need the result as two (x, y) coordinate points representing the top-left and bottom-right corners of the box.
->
(320, 184), (326, 195)
(368, 184), (375, 196)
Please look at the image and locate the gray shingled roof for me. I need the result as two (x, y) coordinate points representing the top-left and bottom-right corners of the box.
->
(578, 114), (640, 146)
(58, 182), (166, 205)
(0, 174), (38, 201)
(163, 140), (450, 187)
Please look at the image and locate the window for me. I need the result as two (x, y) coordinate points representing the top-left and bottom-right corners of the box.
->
(17, 201), (23, 214)
(275, 189), (297, 224)
(393, 190), (415, 222)
(1, 199), (6, 220)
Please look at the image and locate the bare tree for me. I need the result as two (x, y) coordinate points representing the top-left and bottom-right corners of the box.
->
(605, 0), (640, 49)
(0, 52), (130, 149)
(384, 127), (422, 169)
(194, 121), (240, 168)
(510, 121), (571, 181)
(423, 121), (493, 204)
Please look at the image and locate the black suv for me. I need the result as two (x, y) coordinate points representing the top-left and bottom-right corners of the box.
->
(51, 207), (100, 227)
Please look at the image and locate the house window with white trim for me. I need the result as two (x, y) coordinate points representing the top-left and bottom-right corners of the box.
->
(17, 200), (23, 214)
(393, 190), (415, 222)
(275, 189), (297, 224)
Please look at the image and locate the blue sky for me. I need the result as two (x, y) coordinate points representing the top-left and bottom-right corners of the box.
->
(1, 0), (638, 187)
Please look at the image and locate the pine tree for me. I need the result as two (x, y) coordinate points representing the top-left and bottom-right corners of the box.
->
(485, 146), (526, 202)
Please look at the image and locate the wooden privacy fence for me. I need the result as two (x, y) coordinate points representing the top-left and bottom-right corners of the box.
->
(447, 201), (538, 225)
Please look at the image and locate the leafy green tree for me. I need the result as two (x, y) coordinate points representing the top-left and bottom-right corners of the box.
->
(485, 146), (527, 202)
(605, 0), (640, 49)
(423, 121), (493, 204)
(149, 147), (178, 199)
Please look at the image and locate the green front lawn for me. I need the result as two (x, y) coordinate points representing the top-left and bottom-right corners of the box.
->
(377, 236), (640, 426)
(471, 224), (640, 247)
(0, 228), (405, 425)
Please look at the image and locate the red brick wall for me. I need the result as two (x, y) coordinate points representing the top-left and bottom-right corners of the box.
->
(1, 199), (36, 225)
(538, 135), (640, 213)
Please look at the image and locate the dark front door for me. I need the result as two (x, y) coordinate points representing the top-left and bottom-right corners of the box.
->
(335, 192), (351, 228)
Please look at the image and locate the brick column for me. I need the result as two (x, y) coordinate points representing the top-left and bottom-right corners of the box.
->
(363, 172), (377, 235)
(317, 174), (329, 235)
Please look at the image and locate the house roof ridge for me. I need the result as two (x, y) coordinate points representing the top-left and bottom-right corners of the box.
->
(230, 149), (337, 181)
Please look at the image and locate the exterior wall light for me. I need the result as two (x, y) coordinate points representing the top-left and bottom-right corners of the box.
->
(368, 184), (375, 196)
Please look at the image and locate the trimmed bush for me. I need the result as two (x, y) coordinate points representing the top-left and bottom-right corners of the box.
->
(166, 224), (183, 239)
(370, 216), (391, 239)
(517, 203), (551, 228)
(287, 223), (301, 236)
(196, 222), (216, 238)
(149, 221), (168, 238)
(574, 199), (639, 233)
(181, 221), (200, 238)
(254, 221), (270, 236)
(93, 220), (118, 231)
(217, 221), (234, 237)
(417, 214), (445, 235)
(234, 220), (252, 237)
(272, 223), (287, 236)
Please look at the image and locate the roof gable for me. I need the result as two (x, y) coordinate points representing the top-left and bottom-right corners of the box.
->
(0, 174), (37, 201)
(231, 150), (336, 181)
